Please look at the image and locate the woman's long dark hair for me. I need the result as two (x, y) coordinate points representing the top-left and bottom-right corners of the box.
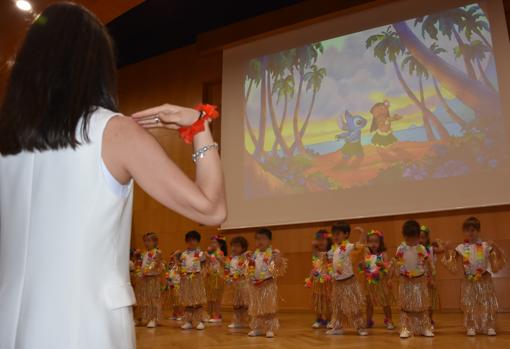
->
(0, 2), (118, 155)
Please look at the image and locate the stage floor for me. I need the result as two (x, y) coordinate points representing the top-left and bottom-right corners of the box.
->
(136, 312), (510, 349)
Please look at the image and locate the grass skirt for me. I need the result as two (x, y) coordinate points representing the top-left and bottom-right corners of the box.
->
(372, 131), (397, 147)
(398, 276), (431, 334)
(341, 142), (363, 157)
(232, 278), (250, 309)
(205, 273), (225, 303)
(330, 277), (365, 329)
(428, 281), (441, 310)
(135, 275), (162, 322)
(312, 279), (331, 319)
(162, 287), (181, 311)
(248, 278), (279, 332)
(460, 272), (498, 332)
(180, 273), (207, 307)
(366, 278), (394, 307)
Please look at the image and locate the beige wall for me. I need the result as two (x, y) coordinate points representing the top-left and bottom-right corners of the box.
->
(118, 1), (510, 311)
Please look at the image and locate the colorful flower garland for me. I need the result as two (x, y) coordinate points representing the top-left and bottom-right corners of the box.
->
(248, 247), (272, 285)
(358, 253), (388, 285)
(327, 240), (350, 277)
(395, 243), (428, 278)
(461, 240), (485, 281)
(224, 254), (247, 283)
(304, 255), (332, 288)
(180, 249), (202, 279)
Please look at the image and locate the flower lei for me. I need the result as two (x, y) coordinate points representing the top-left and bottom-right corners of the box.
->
(358, 253), (388, 285)
(178, 104), (220, 144)
(137, 248), (160, 276)
(461, 240), (485, 281)
(305, 254), (331, 288)
(163, 266), (180, 291)
(327, 240), (350, 276)
(180, 249), (202, 278)
(225, 254), (247, 283)
(207, 248), (224, 275)
(395, 243), (428, 278)
(248, 247), (272, 285)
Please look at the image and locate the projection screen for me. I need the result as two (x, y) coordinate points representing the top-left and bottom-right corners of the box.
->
(221, 0), (510, 229)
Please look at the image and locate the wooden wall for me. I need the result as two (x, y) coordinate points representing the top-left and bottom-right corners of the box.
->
(118, 1), (510, 312)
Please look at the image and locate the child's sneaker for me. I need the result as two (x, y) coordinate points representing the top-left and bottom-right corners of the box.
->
(248, 330), (262, 337)
(146, 319), (156, 328)
(487, 328), (496, 336)
(228, 323), (242, 329)
(326, 328), (344, 336)
(422, 329), (434, 337)
(196, 322), (205, 330)
(358, 328), (369, 336)
(466, 328), (476, 336)
(180, 322), (193, 330)
(208, 317), (222, 323)
(312, 321), (322, 329)
(266, 331), (275, 338)
(384, 318), (395, 330)
(400, 328), (411, 339)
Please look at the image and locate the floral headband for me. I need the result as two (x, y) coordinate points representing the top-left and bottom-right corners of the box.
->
(367, 229), (383, 238)
(315, 230), (331, 240)
(420, 225), (430, 234)
(211, 235), (226, 242)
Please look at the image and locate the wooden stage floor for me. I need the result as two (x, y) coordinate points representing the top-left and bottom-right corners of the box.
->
(136, 312), (510, 349)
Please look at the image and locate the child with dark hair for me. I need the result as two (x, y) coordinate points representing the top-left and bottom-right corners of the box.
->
(135, 232), (164, 328)
(442, 217), (506, 336)
(360, 230), (395, 330)
(326, 221), (367, 336)
(205, 235), (227, 323)
(419, 225), (444, 328)
(247, 228), (287, 338)
(394, 220), (434, 338)
(178, 230), (207, 330)
(305, 229), (332, 329)
(226, 236), (250, 329)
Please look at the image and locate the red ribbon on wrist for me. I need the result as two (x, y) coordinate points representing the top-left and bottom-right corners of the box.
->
(178, 104), (219, 144)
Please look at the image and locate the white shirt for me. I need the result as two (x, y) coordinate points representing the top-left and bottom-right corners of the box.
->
(455, 241), (492, 276)
(328, 242), (355, 280)
(0, 108), (135, 349)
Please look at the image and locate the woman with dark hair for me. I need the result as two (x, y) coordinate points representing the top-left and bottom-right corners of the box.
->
(0, 3), (225, 349)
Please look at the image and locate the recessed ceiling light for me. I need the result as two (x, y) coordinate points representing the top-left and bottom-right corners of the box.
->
(16, 0), (32, 12)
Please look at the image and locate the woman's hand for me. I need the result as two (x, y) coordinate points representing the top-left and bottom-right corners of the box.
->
(131, 103), (201, 129)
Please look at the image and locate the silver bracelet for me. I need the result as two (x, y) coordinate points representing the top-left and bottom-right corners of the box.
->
(192, 143), (219, 163)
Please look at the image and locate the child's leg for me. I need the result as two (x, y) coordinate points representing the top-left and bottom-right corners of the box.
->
(214, 300), (222, 319)
(383, 306), (393, 323)
(429, 308), (434, 325)
(366, 298), (374, 327)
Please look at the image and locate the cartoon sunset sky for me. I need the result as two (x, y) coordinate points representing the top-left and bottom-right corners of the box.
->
(244, 4), (498, 152)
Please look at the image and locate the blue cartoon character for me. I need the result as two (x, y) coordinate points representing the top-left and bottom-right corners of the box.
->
(335, 110), (367, 159)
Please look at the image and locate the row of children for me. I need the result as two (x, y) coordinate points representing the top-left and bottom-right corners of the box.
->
(130, 216), (506, 339)
(306, 217), (506, 338)
(130, 228), (287, 338)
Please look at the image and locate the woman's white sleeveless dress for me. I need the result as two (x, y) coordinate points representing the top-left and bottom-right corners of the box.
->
(0, 108), (136, 349)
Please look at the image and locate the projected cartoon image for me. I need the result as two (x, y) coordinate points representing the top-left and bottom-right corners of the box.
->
(243, 3), (507, 198)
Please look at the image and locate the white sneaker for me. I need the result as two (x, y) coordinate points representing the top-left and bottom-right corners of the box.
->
(422, 329), (434, 337)
(466, 328), (476, 336)
(196, 322), (205, 330)
(326, 328), (344, 336)
(327, 321), (334, 329)
(248, 330), (262, 337)
(386, 322), (395, 330)
(266, 331), (275, 338)
(358, 328), (368, 336)
(146, 320), (156, 328)
(208, 318), (222, 323)
(175, 317), (183, 321)
(312, 321), (322, 329)
(487, 328), (496, 336)
(181, 322), (193, 330)
(400, 328), (411, 339)
(228, 323), (242, 329)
